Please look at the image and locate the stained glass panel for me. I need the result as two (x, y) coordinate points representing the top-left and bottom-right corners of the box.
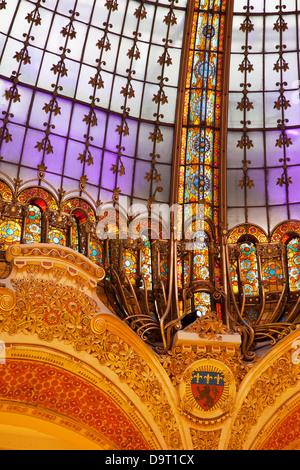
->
(72, 217), (79, 251)
(193, 240), (210, 282)
(0, 220), (21, 248)
(17, 187), (58, 210)
(141, 240), (152, 290)
(179, 0), (226, 242)
(194, 292), (211, 317)
(123, 250), (137, 284)
(261, 260), (283, 292)
(230, 260), (239, 294)
(89, 240), (103, 265)
(239, 243), (259, 296)
(48, 229), (66, 246)
(25, 204), (42, 244)
(0, 180), (13, 200)
(287, 238), (300, 292)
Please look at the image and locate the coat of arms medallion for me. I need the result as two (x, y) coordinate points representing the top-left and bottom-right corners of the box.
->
(179, 359), (236, 423)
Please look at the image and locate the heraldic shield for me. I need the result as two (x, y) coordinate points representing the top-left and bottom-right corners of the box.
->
(191, 370), (224, 411)
(180, 359), (236, 421)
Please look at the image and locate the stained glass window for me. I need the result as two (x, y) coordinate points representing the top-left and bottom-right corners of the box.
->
(194, 292), (211, 317)
(72, 217), (79, 251)
(160, 255), (168, 280)
(0, 180), (13, 200)
(25, 204), (42, 244)
(179, 0), (226, 241)
(230, 260), (239, 294)
(261, 260), (283, 292)
(48, 229), (66, 246)
(239, 242), (259, 296)
(193, 238), (210, 282)
(192, 233), (211, 315)
(89, 240), (102, 265)
(0, 220), (21, 248)
(123, 250), (137, 285)
(141, 239), (152, 290)
(287, 238), (300, 292)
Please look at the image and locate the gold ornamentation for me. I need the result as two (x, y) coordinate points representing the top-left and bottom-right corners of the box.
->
(0, 286), (16, 311)
(185, 312), (232, 340)
(228, 349), (300, 450)
(190, 428), (222, 450)
(8, 244), (21, 257)
(6, 244), (105, 281)
(292, 339), (300, 365)
(179, 359), (236, 424)
(0, 277), (183, 450)
(91, 315), (106, 335)
(161, 343), (249, 389)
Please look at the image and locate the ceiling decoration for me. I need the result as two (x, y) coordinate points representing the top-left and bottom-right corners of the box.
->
(178, 0), (226, 241)
(227, 0), (300, 234)
(0, 0), (188, 207)
(0, 357), (151, 450)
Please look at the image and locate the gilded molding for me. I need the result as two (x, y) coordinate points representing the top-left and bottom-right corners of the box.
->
(6, 244), (105, 286)
(228, 340), (300, 450)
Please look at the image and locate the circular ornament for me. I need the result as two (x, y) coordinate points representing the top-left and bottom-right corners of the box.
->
(179, 359), (236, 423)
(91, 315), (106, 335)
(0, 287), (16, 311)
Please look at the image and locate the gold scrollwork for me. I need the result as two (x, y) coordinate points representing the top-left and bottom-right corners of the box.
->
(0, 287), (16, 311)
(91, 315), (106, 335)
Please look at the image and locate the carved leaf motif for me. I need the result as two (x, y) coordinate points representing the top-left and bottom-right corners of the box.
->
(51, 61), (68, 77)
(127, 47), (141, 60)
(149, 126), (163, 143)
(134, 4), (147, 19)
(0, 126), (12, 143)
(105, 0), (118, 11)
(158, 52), (172, 67)
(83, 110), (98, 127)
(61, 25), (77, 39)
(89, 75), (104, 89)
(96, 38), (111, 51)
(43, 100), (61, 116)
(164, 11), (177, 26)
(35, 138), (53, 155)
(25, 11), (42, 26)
(121, 84), (135, 99)
(14, 48), (31, 65)
(5, 87), (21, 103)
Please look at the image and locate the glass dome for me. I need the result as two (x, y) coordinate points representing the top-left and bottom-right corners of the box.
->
(0, 0), (188, 207)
